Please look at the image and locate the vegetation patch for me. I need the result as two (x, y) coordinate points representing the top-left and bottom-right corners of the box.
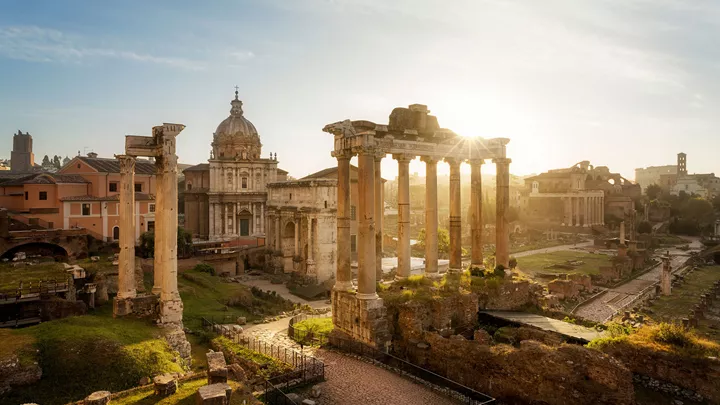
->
(588, 323), (720, 359)
(211, 336), (291, 379)
(379, 271), (507, 306)
(0, 261), (67, 290)
(290, 317), (333, 345)
(111, 376), (257, 405)
(516, 250), (612, 276)
(4, 315), (183, 405)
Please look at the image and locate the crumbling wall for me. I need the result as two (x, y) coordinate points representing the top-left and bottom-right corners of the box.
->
(478, 280), (541, 310)
(331, 290), (390, 348)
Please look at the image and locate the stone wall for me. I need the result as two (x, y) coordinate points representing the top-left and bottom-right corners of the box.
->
(162, 324), (192, 368)
(478, 279), (542, 310)
(39, 297), (87, 321)
(331, 290), (390, 349)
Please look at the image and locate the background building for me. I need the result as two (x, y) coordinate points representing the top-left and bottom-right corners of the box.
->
(10, 130), (36, 173)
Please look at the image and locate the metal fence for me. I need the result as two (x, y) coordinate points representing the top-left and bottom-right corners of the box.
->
(328, 335), (496, 405)
(201, 317), (325, 405)
(0, 279), (70, 304)
(287, 313), (331, 346)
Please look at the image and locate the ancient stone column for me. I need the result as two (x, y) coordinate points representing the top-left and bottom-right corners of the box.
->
(293, 216), (299, 256)
(394, 153), (413, 279)
(470, 159), (484, 267)
(275, 214), (281, 250)
(152, 160), (164, 295)
(155, 124), (184, 324)
(114, 155), (137, 316)
(601, 196), (605, 225)
(334, 151), (353, 291)
(375, 153), (384, 280)
(357, 147), (377, 299)
(619, 221), (626, 246)
(661, 254), (672, 295)
(446, 158), (462, 272)
(494, 158), (511, 268)
(574, 197), (580, 226)
(422, 157), (439, 276)
(584, 196), (590, 227)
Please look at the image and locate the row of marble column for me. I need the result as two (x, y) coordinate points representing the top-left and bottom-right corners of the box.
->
(209, 202), (264, 237)
(115, 150), (182, 323)
(563, 195), (604, 227)
(334, 148), (511, 300)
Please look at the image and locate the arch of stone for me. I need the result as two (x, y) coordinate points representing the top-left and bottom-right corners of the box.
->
(323, 104), (512, 347)
(114, 123), (185, 325)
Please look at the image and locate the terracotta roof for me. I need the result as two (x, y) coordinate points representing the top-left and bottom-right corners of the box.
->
(60, 192), (155, 201)
(78, 156), (156, 175)
(0, 173), (89, 186)
(183, 163), (209, 172)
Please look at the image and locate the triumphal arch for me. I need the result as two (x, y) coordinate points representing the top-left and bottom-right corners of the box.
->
(324, 104), (511, 346)
(113, 123), (185, 324)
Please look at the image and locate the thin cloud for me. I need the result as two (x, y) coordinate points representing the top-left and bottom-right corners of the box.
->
(0, 25), (204, 70)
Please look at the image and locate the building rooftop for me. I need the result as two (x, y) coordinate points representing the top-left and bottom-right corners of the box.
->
(60, 192), (155, 201)
(77, 156), (156, 175)
(0, 173), (89, 186)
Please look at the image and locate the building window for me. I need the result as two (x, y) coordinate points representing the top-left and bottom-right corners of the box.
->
(227, 173), (233, 185)
(187, 183), (192, 190)
(24, 191), (28, 200)
(289, 193), (292, 200)
(351, 205), (357, 220)
(148, 221), (155, 232)
(81, 203), (91, 216)
(324, 201), (328, 209)
(350, 234), (357, 253)
(109, 182), (118, 192)
(242, 177), (248, 189)
(134, 183), (142, 192)
(149, 203), (155, 213)
(77, 164), (81, 168)
(112, 226), (120, 240)
(39, 191), (47, 200)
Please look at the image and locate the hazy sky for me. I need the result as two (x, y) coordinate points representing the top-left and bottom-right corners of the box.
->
(1, 0), (718, 181)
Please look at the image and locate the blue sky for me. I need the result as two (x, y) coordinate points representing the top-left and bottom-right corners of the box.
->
(1, 0), (718, 180)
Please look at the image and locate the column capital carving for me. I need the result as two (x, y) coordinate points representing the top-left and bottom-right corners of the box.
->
(332, 150), (354, 160)
(444, 157), (462, 168)
(374, 151), (386, 161)
(392, 153), (414, 163)
(492, 157), (512, 165)
(469, 158), (485, 166)
(420, 156), (439, 165)
(351, 145), (377, 155)
(115, 154), (136, 174)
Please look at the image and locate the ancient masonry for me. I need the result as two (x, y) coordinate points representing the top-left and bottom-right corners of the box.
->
(324, 104), (511, 347)
(113, 123), (185, 324)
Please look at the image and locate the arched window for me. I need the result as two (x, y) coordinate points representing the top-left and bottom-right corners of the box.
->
(112, 226), (120, 241)
(284, 221), (295, 238)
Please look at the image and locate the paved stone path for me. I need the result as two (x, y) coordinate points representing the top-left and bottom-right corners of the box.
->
(304, 349), (460, 405)
(239, 278), (329, 309)
(481, 310), (606, 341)
(574, 238), (701, 322)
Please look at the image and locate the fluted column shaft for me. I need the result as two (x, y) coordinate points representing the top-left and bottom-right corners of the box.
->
(374, 155), (384, 280)
(116, 155), (137, 300)
(446, 158), (462, 272)
(334, 153), (353, 290)
(422, 157), (439, 276)
(470, 159), (484, 267)
(394, 154), (412, 279)
(152, 162), (164, 295)
(357, 148), (377, 299)
(494, 158), (511, 268)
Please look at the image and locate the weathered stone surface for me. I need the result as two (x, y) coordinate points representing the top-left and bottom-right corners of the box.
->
(227, 363), (247, 381)
(301, 400), (316, 405)
(163, 323), (192, 367)
(236, 316), (247, 325)
(0, 353), (42, 394)
(331, 290), (390, 348)
(310, 383), (322, 398)
(132, 294), (159, 318)
(207, 351), (228, 384)
(84, 390), (111, 405)
(39, 298), (87, 321)
(196, 383), (232, 405)
(286, 393), (301, 403)
(153, 373), (177, 396)
(473, 329), (493, 345)
(548, 279), (582, 300)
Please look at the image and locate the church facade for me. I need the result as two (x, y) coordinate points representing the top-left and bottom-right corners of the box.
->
(183, 91), (287, 241)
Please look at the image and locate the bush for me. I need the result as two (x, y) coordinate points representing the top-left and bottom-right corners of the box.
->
(650, 323), (694, 348)
(492, 265), (506, 278)
(508, 257), (518, 269)
(468, 266), (484, 277)
(193, 263), (216, 276)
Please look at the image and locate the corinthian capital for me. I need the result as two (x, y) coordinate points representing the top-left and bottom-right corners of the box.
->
(115, 155), (136, 174)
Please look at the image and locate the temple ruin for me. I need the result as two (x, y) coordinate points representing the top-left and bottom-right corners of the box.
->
(324, 104), (511, 346)
(113, 123), (185, 324)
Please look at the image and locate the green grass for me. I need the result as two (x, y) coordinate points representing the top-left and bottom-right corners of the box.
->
(212, 336), (292, 379)
(112, 377), (258, 405)
(516, 251), (613, 276)
(291, 317), (333, 345)
(0, 261), (68, 290)
(178, 269), (255, 330)
(640, 265), (720, 340)
(4, 315), (184, 405)
(588, 323), (720, 359)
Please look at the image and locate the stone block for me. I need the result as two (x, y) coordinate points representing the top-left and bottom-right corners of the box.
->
(153, 373), (177, 397)
(113, 297), (133, 317)
(207, 351), (228, 384)
(473, 329), (493, 345)
(302, 400), (317, 405)
(196, 383), (232, 405)
(310, 384), (322, 398)
(236, 316), (247, 325)
(84, 390), (111, 405)
(227, 363), (247, 382)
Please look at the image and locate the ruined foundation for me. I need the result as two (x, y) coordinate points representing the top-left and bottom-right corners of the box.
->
(331, 290), (390, 348)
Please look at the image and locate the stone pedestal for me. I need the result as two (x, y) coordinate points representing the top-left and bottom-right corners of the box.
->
(331, 290), (389, 348)
(113, 297), (133, 317)
(196, 383), (232, 405)
(84, 391), (111, 405)
(207, 351), (228, 384)
(153, 374), (177, 397)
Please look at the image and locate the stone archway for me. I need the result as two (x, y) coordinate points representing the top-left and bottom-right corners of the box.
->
(0, 242), (68, 260)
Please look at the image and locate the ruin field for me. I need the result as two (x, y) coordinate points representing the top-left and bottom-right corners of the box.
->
(641, 265), (720, 341)
(0, 261), (67, 290)
(516, 250), (613, 278)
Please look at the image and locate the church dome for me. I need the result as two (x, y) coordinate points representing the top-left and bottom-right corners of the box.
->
(212, 90), (262, 160)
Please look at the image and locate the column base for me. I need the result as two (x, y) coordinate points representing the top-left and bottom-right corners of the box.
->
(113, 297), (134, 317)
(424, 271), (442, 279)
(159, 297), (184, 324)
(447, 267), (463, 274)
(333, 281), (354, 291)
(356, 292), (379, 300)
(394, 275), (407, 281)
(152, 286), (162, 295)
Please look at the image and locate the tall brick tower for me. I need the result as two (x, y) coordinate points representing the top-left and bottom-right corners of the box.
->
(10, 130), (35, 173)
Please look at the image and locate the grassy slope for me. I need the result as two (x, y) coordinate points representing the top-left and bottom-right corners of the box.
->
(177, 269), (254, 330)
(517, 251), (612, 276)
(112, 378), (258, 405)
(641, 265), (720, 341)
(3, 314), (184, 405)
(0, 261), (68, 290)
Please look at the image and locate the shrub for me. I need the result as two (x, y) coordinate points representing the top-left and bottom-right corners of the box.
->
(650, 323), (694, 348)
(193, 263), (216, 276)
(508, 257), (518, 269)
(468, 266), (484, 277)
(492, 265), (506, 278)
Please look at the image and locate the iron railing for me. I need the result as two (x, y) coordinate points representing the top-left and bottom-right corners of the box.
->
(0, 279), (70, 304)
(287, 313), (331, 346)
(328, 335), (496, 405)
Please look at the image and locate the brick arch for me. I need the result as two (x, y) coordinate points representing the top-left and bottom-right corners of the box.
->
(0, 241), (68, 260)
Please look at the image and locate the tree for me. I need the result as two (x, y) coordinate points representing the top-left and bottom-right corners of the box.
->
(637, 221), (652, 234)
(139, 227), (193, 258)
(42, 155), (50, 166)
(416, 227), (450, 253)
(52, 155), (62, 170)
(646, 184), (662, 200)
